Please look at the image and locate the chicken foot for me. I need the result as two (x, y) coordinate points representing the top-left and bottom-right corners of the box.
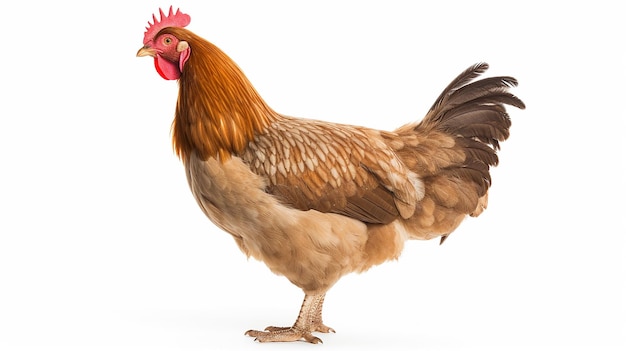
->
(245, 293), (334, 343)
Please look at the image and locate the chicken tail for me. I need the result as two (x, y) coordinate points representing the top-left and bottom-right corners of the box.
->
(420, 62), (525, 149)
(414, 63), (525, 195)
(389, 63), (524, 243)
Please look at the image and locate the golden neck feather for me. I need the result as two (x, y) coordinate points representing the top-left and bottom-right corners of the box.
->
(168, 28), (277, 161)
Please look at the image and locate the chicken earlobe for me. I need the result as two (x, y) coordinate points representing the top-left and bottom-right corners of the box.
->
(245, 293), (333, 343)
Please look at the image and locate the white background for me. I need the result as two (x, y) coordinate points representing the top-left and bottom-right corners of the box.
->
(1, 1), (624, 350)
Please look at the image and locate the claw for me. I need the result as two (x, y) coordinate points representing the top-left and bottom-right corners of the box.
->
(317, 325), (336, 333)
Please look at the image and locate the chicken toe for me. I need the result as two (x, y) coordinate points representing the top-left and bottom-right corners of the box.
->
(245, 327), (322, 343)
(313, 322), (335, 334)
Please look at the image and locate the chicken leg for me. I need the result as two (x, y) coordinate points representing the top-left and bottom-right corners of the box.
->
(245, 293), (335, 343)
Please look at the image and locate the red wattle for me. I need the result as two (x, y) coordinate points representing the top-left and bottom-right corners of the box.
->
(153, 55), (181, 80)
(154, 57), (168, 80)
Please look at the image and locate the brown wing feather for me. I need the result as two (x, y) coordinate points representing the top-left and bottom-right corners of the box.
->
(241, 117), (420, 224)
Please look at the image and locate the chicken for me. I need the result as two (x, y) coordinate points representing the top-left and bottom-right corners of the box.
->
(137, 7), (524, 343)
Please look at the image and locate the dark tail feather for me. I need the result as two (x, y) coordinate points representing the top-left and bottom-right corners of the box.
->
(439, 235), (449, 245)
(428, 63), (491, 113)
(418, 62), (524, 153)
(419, 63), (525, 141)
(416, 63), (525, 196)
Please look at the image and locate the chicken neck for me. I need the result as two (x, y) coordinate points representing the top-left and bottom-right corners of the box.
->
(166, 27), (280, 162)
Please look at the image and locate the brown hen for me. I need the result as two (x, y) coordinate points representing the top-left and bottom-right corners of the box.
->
(137, 7), (524, 343)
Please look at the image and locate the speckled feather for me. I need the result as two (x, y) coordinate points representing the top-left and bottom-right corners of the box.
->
(241, 118), (422, 224)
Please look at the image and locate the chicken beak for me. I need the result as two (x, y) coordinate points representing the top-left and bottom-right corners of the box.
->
(136, 46), (157, 58)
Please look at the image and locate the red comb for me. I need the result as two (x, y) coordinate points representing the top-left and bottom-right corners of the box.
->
(143, 6), (191, 45)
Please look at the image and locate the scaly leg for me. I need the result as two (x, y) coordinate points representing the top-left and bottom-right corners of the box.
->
(310, 294), (335, 333)
(245, 293), (334, 343)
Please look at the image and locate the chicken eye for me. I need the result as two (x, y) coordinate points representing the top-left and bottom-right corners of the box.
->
(163, 37), (172, 45)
